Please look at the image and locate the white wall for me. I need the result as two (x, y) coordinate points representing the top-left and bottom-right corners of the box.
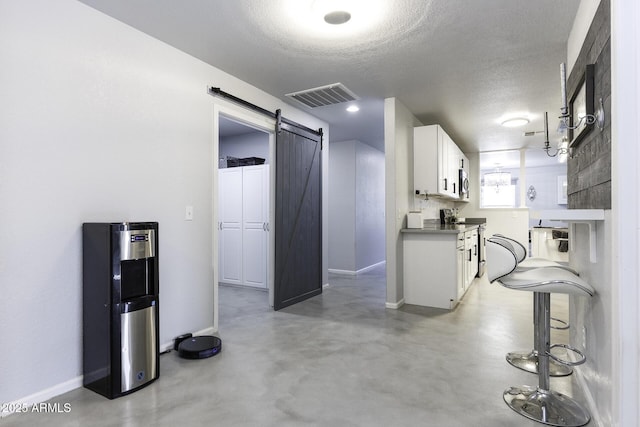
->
(328, 141), (356, 271)
(569, 216), (612, 425)
(611, 0), (640, 425)
(384, 98), (422, 306)
(328, 140), (385, 274)
(525, 164), (569, 228)
(354, 141), (385, 271)
(567, 0), (602, 73)
(0, 0), (327, 407)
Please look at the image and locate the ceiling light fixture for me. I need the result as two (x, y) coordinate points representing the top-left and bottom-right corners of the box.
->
(324, 10), (351, 25)
(501, 117), (530, 127)
(346, 105), (359, 112)
(283, 0), (386, 39)
(484, 169), (511, 193)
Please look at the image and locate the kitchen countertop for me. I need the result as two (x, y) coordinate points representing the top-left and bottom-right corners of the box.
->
(401, 223), (480, 234)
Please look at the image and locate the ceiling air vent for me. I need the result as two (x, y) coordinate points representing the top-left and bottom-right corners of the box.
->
(285, 83), (359, 109)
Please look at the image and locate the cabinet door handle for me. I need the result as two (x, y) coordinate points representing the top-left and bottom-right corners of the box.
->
(474, 244), (477, 256)
(453, 182), (456, 194)
(444, 178), (448, 190)
(219, 222), (223, 230)
(468, 249), (472, 262)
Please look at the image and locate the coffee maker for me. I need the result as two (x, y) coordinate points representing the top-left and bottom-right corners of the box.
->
(440, 209), (453, 224)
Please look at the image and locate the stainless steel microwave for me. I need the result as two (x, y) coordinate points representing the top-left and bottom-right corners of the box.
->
(459, 168), (469, 198)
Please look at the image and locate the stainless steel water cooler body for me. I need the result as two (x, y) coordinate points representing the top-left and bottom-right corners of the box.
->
(83, 222), (159, 399)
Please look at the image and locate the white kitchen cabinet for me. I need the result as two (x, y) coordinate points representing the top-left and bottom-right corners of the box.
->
(413, 124), (465, 199)
(460, 153), (469, 173)
(456, 233), (466, 301)
(219, 165), (269, 289)
(403, 231), (467, 309)
(464, 229), (479, 288)
(447, 135), (461, 197)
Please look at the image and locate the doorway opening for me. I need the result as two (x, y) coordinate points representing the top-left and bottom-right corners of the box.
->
(215, 110), (276, 330)
(212, 99), (324, 329)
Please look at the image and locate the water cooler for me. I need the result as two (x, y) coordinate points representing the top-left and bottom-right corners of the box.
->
(83, 222), (159, 399)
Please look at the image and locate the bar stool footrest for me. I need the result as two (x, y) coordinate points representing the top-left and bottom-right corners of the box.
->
(547, 344), (586, 366)
(550, 316), (570, 330)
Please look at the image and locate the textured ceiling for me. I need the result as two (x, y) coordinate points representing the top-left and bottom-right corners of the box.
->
(78, 0), (580, 156)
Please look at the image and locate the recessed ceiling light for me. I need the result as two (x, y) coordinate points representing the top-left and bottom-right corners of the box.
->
(346, 105), (359, 112)
(324, 10), (351, 25)
(501, 117), (530, 127)
(282, 0), (387, 39)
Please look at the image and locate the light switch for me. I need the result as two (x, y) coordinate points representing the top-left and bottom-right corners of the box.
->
(185, 205), (194, 221)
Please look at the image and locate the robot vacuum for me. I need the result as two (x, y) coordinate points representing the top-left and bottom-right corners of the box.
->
(174, 334), (222, 359)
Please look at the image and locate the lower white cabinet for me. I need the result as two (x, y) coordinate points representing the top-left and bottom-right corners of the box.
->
(531, 227), (569, 263)
(219, 165), (269, 289)
(403, 229), (478, 310)
(464, 229), (479, 287)
(456, 234), (466, 301)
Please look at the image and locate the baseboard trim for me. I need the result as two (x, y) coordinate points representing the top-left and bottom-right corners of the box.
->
(1, 376), (83, 418)
(329, 261), (386, 276)
(385, 298), (405, 309)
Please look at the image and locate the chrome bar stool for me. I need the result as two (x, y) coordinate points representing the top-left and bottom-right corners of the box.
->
(491, 234), (577, 377)
(487, 238), (593, 427)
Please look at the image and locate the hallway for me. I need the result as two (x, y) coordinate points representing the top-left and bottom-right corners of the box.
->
(4, 267), (586, 426)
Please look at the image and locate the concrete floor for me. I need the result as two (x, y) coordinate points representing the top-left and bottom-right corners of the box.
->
(3, 266), (589, 426)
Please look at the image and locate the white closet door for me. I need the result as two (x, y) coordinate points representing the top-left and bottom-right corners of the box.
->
(219, 168), (243, 285)
(242, 165), (268, 288)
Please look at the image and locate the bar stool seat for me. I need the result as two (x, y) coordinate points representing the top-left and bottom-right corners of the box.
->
(488, 238), (594, 427)
(498, 266), (592, 295)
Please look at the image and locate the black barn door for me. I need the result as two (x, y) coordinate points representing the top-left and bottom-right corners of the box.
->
(274, 118), (323, 310)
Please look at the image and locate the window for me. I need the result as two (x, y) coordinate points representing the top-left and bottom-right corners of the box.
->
(479, 151), (519, 208)
(481, 181), (516, 208)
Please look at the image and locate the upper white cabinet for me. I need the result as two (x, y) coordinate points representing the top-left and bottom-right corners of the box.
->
(414, 125), (467, 200)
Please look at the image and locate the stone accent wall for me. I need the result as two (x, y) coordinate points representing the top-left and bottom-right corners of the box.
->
(567, 0), (611, 209)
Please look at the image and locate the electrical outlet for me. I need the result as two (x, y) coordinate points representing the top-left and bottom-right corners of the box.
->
(185, 205), (194, 221)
